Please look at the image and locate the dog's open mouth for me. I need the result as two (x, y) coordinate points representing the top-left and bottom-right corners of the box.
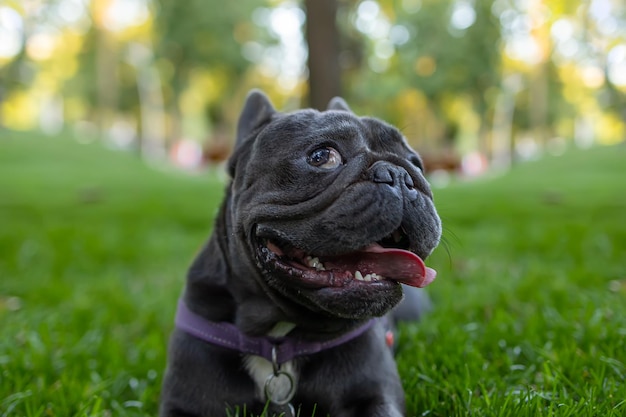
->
(256, 228), (437, 289)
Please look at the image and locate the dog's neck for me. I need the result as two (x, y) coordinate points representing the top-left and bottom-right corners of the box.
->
(268, 321), (297, 337)
(174, 300), (378, 363)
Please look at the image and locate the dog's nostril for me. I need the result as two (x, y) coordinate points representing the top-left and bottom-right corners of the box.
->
(371, 163), (416, 190)
(404, 174), (415, 190)
(372, 165), (394, 185)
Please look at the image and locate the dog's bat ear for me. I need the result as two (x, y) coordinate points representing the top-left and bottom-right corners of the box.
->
(236, 89), (276, 147)
(327, 96), (352, 113)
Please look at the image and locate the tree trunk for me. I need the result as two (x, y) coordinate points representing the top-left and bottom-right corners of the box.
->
(529, 0), (550, 148)
(304, 0), (342, 110)
(92, 0), (118, 136)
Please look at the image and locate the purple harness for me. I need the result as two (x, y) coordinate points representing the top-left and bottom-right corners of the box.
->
(174, 300), (377, 364)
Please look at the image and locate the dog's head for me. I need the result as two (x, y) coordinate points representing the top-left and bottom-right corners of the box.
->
(216, 90), (441, 321)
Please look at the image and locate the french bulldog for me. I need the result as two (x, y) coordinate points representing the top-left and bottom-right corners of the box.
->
(159, 90), (441, 417)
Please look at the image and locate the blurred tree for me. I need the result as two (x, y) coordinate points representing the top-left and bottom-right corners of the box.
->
(68, 27), (100, 118)
(0, 50), (31, 126)
(512, 61), (574, 138)
(0, 1), (55, 127)
(152, 0), (258, 141)
(583, 0), (626, 134)
(0, 0), (622, 157)
(67, 0), (119, 133)
(67, 0), (142, 137)
(527, 0), (550, 147)
(351, 0), (502, 153)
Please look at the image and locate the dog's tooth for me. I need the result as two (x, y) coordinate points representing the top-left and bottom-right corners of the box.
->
(371, 273), (380, 281)
(306, 256), (326, 271)
(355, 271), (364, 281)
(363, 274), (372, 282)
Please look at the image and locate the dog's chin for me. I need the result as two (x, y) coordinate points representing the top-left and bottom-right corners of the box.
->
(251, 226), (427, 319)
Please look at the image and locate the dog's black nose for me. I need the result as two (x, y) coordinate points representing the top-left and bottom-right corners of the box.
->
(370, 161), (418, 200)
(371, 161), (395, 185)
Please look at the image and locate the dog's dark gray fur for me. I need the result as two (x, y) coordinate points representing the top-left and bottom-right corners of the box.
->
(160, 90), (441, 417)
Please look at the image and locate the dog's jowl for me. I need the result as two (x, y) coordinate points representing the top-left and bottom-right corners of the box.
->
(159, 90), (442, 417)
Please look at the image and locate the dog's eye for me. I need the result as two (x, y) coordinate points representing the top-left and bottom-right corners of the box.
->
(307, 147), (343, 169)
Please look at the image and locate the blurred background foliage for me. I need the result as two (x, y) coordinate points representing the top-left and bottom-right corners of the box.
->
(0, 0), (624, 173)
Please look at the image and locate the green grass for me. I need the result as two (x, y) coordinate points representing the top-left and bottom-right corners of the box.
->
(1, 129), (625, 416)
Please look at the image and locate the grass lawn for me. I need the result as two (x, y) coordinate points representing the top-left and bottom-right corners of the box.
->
(1, 129), (625, 417)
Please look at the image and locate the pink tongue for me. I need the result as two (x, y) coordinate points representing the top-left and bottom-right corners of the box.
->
(361, 244), (436, 288)
(324, 244), (436, 288)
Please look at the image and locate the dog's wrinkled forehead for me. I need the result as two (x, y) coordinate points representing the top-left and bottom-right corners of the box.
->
(229, 90), (422, 178)
(256, 111), (413, 159)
